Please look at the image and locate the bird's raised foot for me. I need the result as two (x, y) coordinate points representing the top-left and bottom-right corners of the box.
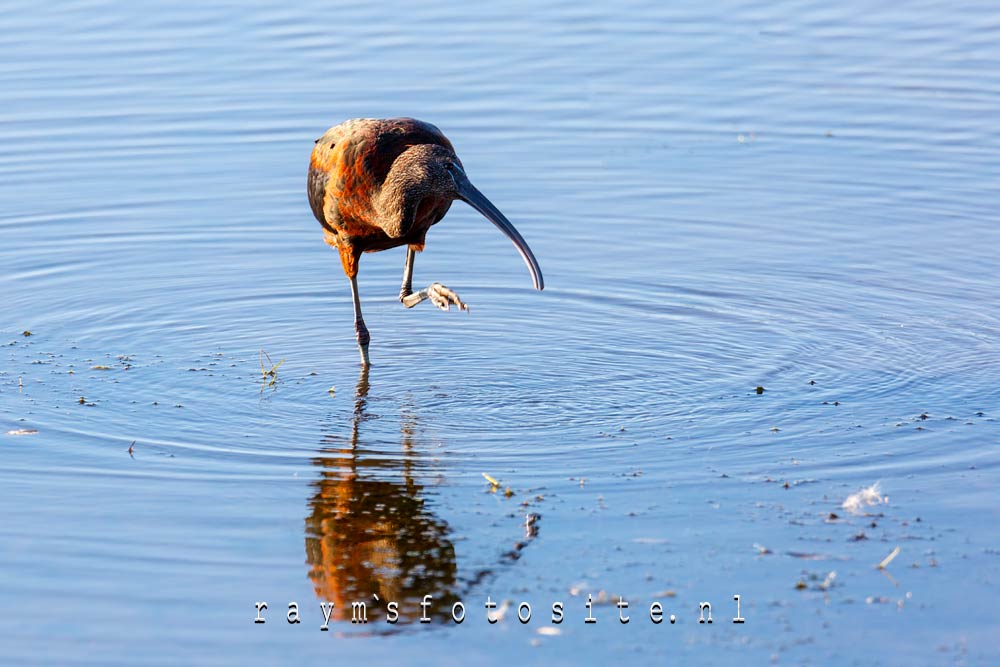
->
(401, 282), (469, 311)
(428, 283), (468, 312)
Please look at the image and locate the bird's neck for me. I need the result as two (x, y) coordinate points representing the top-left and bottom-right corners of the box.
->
(374, 168), (432, 238)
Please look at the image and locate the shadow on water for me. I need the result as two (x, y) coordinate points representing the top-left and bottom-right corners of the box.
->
(305, 367), (509, 626)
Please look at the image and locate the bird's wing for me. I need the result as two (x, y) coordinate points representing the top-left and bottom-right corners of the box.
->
(308, 118), (455, 234)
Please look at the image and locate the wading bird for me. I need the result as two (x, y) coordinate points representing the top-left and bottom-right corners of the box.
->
(308, 118), (544, 366)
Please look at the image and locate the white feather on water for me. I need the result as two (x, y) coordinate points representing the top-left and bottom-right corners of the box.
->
(842, 482), (888, 515)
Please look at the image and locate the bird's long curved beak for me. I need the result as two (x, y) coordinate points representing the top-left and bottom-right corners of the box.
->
(455, 173), (544, 291)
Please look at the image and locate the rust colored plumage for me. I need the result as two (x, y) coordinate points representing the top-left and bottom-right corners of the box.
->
(308, 118), (455, 276)
(308, 117), (543, 366)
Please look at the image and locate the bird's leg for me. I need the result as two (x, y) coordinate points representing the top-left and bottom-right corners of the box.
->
(349, 275), (371, 367)
(398, 245), (416, 302)
(398, 246), (469, 312)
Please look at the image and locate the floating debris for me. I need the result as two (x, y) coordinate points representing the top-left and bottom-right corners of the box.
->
(536, 627), (561, 637)
(482, 472), (501, 489)
(756, 386), (765, 394)
(877, 546), (901, 570)
(795, 570), (837, 591)
(128, 440), (136, 456)
(787, 552), (847, 561)
(22, 330), (32, 337)
(6, 428), (38, 436)
(493, 600), (511, 622)
(525, 512), (540, 537)
(91, 365), (112, 371)
(842, 482), (887, 515)
(651, 589), (677, 598)
(327, 385), (336, 396)
(259, 349), (285, 389)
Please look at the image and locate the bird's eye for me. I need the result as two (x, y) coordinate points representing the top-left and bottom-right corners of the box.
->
(444, 162), (460, 187)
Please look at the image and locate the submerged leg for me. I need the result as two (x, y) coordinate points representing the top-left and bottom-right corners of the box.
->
(349, 275), (371, 367)
(398, 246), (469, 312)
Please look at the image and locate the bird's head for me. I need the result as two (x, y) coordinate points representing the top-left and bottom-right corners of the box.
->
(386, 144), (544, 291)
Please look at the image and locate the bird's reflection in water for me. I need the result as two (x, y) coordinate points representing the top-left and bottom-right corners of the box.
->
(304, 367), (460, 624)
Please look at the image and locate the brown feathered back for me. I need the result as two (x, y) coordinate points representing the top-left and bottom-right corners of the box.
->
(307, 118), (455, 237)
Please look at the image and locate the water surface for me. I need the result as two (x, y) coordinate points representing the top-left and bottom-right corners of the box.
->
(1, 1), (998, 664)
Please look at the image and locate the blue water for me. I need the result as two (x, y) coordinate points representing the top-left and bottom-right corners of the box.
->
(1, 1), (998, 664)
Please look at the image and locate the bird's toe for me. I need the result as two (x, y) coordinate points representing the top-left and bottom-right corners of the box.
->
(428, 283), (469, 312)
